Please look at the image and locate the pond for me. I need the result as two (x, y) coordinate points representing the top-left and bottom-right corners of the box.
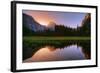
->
(23, 40), (91, 63)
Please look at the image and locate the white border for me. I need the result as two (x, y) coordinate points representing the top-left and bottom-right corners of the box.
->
(16, 3), (96, 70)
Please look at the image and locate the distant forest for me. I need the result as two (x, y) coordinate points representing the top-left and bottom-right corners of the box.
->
(23, 13), (91, 37)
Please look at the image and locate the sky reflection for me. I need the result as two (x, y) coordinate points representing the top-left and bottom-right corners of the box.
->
(23, 45), (85, 63)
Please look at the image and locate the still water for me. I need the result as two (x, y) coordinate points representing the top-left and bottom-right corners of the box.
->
(23, 40), (90, 63)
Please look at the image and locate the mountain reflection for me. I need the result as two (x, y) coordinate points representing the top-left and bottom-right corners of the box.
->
(23, 40), (90, 63)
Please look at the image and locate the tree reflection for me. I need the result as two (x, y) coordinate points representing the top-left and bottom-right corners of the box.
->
(23, 40), (91, 62)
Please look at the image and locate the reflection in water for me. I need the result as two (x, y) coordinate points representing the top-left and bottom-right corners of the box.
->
(23, 40), (91, 63)
(24, 45), (85, 62)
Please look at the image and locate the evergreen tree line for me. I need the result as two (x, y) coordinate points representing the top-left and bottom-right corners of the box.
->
(23, 23), (90, 37)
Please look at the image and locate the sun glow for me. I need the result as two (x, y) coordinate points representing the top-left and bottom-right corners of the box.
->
(39, 21), (48, 26)
(35, 19), (49, 26)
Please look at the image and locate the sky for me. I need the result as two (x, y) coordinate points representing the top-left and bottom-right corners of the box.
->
(23, 10), (86, 28)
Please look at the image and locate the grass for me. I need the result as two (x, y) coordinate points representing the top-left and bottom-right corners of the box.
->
(23, 36), (90, 47)
(23, 36), (90, 41)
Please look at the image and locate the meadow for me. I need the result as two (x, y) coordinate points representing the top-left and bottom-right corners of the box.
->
(23, 36), (90, 41)
(23, 36), (90, 48)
